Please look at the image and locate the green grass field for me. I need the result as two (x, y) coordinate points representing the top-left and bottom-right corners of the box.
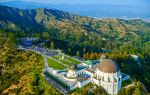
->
(51, 56), (59, 60)
(48, 58), (66, 70)
(51, 54), (81, 65)
(59, 59), (72, 66)
(65, 56), (81, 64)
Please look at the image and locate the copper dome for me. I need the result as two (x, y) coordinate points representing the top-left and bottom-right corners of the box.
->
(97, 59), (120, 73)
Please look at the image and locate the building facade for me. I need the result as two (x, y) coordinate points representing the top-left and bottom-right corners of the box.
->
(92, 59), (122, 94)
(46, 55), (126, 95)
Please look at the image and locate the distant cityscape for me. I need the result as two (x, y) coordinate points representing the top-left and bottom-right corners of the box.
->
(1, 1), (150, 20)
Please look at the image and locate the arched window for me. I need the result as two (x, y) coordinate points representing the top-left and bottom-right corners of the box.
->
(102, 77), (104, 81)
(114, 78), (117, 82)
(96, 74), (98, 78)
(108, 77), (110, 82)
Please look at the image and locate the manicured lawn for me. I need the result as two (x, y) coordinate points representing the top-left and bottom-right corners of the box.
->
(51, 56), (59, 60)
(48, 58), (66, 70)
(60, 59), (72, 66)
(52, 55), (81, 64)
(65, 57), (81, 64)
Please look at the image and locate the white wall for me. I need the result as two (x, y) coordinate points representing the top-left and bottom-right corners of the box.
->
(94, 69), (122, 95)
(92, 77), (99, 85)
(78, 78), (91, 88)
(70, 82), (79, 90)
(85, 70), (94, 77)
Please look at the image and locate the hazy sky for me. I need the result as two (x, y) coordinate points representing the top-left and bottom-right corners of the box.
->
(1, 0), (150, 6)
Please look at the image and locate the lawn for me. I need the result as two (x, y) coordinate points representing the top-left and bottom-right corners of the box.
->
(65, 57), (81, 64)
(51, 56), (59, 60)
(60, 59), (72, 66)
(52, 55), (81, 64)
(48, 58), (66, 70)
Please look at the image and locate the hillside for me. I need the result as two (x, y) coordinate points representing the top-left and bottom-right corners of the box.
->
(0, 6), (150, 94)
(0, 31), (61, 94)
(0, 6), (150, 52)
(0, 6), (150, 38)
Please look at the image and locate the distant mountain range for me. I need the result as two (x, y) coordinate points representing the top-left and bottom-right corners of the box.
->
(0, 5), (149, 39)
(1, 1), (150, 19)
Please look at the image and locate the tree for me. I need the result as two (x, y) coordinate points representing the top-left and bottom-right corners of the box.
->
(68, 48), (71, 54)
(76, 51), (80, 57)
(50, 41), (55, 49)
(83, 53), (86, 59)
(4, 32), (16, 50)
(92, 86), (108, 95)
(83, 48), (86, 53)
(0, 31), (4, 47)
(42, 32), (49, 39)
(86, 52), (90, 59)
(90, 52), (95, 60)
(134, 87), (142, 95)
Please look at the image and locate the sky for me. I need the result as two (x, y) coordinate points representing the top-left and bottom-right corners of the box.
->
(1, 0), (150, 6)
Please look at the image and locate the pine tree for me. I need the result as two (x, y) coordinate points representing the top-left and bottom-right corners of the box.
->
(83, 53), (86, 59)
(86, 52), (89, 59)
(76, 51), (80, 57)
(50, 41), (55, 49)
(90, 52), (95, 60)
(134, 87), (142, 95)
(83, 48), (86, 53)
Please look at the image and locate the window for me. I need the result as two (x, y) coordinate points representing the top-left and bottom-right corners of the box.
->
(108, 77), (110, 82)
(114, 78), (117, 82)
(102, 77), (104, 81)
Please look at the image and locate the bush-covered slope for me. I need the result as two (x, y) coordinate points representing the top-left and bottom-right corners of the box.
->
(0, 6), (150, 37)
(0, 6), (150, 54)
(0, 31), (61, 95)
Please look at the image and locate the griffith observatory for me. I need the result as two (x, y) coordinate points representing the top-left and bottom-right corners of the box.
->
(45, 54), (129, 95)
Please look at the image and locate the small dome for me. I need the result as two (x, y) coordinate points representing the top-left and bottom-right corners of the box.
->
(100, 54), (107, 59)
(68, 64), (77, 70)
(97, 59), (119, 73)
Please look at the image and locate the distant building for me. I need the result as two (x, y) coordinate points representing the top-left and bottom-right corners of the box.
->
(21, 37), (39, 47)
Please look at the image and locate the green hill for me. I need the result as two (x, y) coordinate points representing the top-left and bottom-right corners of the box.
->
(0, 6), (150, 53)
(0, 6), (150, 37)
(0, 6), (150, 94)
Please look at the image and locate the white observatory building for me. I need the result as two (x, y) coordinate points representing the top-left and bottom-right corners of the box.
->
(92, 58), (122, 95)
